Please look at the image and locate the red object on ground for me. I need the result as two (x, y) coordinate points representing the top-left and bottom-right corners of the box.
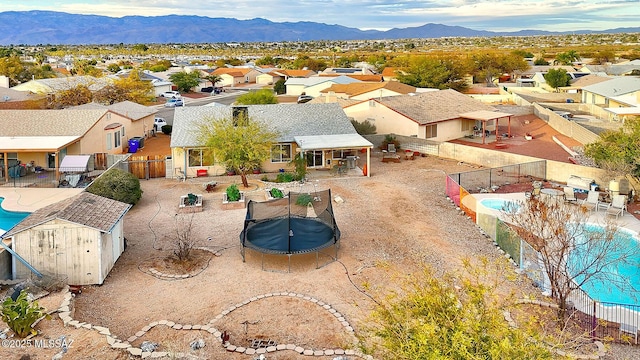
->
(196, 169), (208, 177)
(362, 164), (368, 176)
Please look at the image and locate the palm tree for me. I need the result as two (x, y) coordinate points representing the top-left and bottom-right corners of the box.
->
(205, 74), (222, 88)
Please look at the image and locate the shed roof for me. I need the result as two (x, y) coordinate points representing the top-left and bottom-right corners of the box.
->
(2, 192), (131, 237)
(582, 77), (640, 98)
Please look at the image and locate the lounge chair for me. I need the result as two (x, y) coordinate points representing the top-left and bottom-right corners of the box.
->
(564, 186), (577, 203)
(579, 190), (600, 213)
(605, 195), (627, 219)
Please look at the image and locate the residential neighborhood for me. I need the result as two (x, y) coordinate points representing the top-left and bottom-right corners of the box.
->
(1, 32), (640, 359)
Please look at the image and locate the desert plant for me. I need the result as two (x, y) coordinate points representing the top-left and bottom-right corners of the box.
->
(270, 188), (284, 199)
(225, 184), (241, 202)
(351, 119), (377, 135)
(1, 290), (50, 338)
(87, 168), (143, 205)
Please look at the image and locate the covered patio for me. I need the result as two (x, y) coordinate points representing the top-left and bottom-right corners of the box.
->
(294, 134), (373, 177)
(460, 110), (514, 144)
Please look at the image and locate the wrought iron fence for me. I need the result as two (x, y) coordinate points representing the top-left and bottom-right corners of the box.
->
(449, 160), (546, 194)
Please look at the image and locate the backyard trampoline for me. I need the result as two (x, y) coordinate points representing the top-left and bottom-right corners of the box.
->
(240, 189), (341, 271)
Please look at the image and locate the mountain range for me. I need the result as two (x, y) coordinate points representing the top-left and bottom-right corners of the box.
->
(0, 10), (638, 45)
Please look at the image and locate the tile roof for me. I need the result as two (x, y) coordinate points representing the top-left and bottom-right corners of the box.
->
(371, 89), (495, 125)
(3, 192), (131, 237)
(170, 103), (357, 148)
(569, 74), (612, 87)
(284, 75), (361, 86)
(71, 101), (156, 120)
(0, 109), (107, 136)
(212, 67), (253, 76)
(321, 81), (416, 97)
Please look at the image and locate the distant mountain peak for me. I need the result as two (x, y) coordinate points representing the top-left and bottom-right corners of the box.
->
(0, 10), (637, 45)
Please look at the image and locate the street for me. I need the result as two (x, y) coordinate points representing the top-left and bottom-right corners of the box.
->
(155, 90), (245, 126)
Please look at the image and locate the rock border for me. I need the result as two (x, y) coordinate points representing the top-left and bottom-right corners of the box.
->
(57, 287), (372, 359)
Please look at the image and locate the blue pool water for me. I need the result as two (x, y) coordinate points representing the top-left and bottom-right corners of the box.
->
(480, 198), (519, 211)
(569, 224), (640, 305)
(0, 197), (30, 235)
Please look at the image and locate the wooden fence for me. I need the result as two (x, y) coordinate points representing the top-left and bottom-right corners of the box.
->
(126, 155), (166, 180)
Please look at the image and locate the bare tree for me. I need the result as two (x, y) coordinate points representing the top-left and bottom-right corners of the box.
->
(505, 197), (639, 318)
(170, 213), (197, 262)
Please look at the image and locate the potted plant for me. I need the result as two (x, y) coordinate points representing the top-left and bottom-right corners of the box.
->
(266, 187), (286, 200)
(252, 166), (261, 174)
(226, 166), (236, 176)
(203, 181), (217, 193)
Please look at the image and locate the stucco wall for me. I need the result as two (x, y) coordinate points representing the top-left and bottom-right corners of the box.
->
(345, 101), (420, 137)
(533, 104), (599, 144)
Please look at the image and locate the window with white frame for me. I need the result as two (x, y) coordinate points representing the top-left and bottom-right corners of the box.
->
(271, 144), (292, 163)
(106, 133), (112, 150)
(188, 149), (213, 167)
(114, 130), (121, 148)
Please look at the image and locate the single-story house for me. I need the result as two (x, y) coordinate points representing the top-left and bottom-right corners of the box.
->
(0, 192), (131, 285)
(320, 81), (416, 101)
(284, 75), (361, 97)
(0, 108), (142, 183)
(11, 75), (112, 94)
(256, 69), (317, 86)
(73, 100), (157, 138)
(581, 76), (640, 107)
(344, 89), (510, 142)
(579, 60), (640, 76)
(169, 103), (373, 178)
(211, 67), (262, 87)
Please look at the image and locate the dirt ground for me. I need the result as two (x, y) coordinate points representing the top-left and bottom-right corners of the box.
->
(3, 123), (640, 359)
(0, 154), (550, 359)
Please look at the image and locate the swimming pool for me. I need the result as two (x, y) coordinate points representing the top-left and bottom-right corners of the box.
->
(479, 198), (519, 212)
(569, 224), (640, 305)
(0, 197), (30, 235)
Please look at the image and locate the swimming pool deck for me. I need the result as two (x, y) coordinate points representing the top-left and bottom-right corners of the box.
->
(0, 188), (84, 213)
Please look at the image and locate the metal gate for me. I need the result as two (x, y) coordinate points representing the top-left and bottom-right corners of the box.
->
(126, 155), (167, 180)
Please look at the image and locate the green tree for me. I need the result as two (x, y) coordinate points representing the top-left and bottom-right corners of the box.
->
(554, 50), (580, 65)
(1, 290), (50, 338)
(198, 113), (279, 188)
(472, 53), (529, 86)
(255, 55), (276, 66)
(591, 49), (616, 65)
(363, 262), (552, 359)
(534, 58), (550, 65)
(205, 74), (222, 87)
(235, 89), (278, 105)
(87, 168), (143, 205)
(396, 56), (469, 91)
(585, 116), (640, 177)
(132, 43), (149, 52)
(0, 55), (26, 86)
(544, 68), (571, 92)
(273, 79), (286, 94)
(169, 71), (201, 93)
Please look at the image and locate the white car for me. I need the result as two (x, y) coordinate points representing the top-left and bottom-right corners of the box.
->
(160, 91), (181, 98)
(154, 117), (167, 131)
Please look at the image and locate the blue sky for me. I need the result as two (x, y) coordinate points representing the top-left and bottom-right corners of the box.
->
(2, 0), (639, 32)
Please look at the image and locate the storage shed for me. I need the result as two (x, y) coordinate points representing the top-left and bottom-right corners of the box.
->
(1, 192), (131, 285)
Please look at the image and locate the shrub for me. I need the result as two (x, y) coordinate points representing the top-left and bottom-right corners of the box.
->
(225, 184), (241, 202)
(161, 124), (172, 135)
(270, 188), (284, 199)
(275, 172), (295, 183)
(1, 290), (50, 338)
(381, 134), (400, 151)
(87, 168), (143, 205)
(295, 193), (314, 206)
(351, 119), (377, 135)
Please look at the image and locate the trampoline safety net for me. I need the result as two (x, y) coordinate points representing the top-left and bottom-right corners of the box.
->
(240, 189), (341, 255)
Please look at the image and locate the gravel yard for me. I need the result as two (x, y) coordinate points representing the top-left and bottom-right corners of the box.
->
(3, 152), (640, 359)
